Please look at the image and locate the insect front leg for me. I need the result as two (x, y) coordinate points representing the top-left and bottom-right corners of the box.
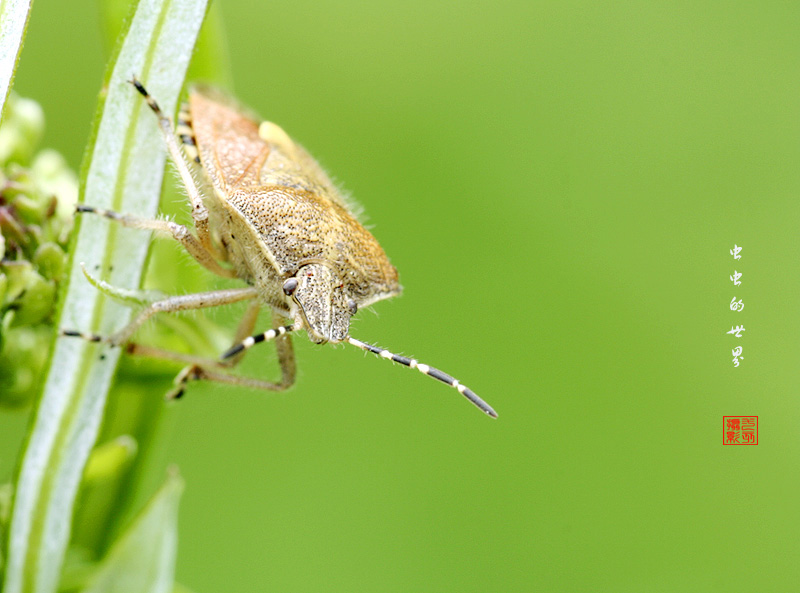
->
(62, 287), (258, 347)
(193, 308), (296, 389)
(128, 77), (219, 258)
(63, 292), (297, 399)
(219, 303), (296, 385)
(127, 309), (297, 399)
(166, 362), (296, 400)
(76, 205), (236, 278)
(219, 298), (262, 367)
(122, 342), (296, 399)
(115, 287), (259, 346)
(268, 309), (297, 388)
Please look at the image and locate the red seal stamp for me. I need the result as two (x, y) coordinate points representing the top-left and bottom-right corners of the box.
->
(723, 416), (758, 445)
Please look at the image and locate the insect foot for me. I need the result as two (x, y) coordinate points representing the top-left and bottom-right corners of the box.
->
(60, 329), (106, 344)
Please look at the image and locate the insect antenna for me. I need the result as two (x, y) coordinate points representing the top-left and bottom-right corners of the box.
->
(220, 324), (297, 360)
(347, 337), (497, 418)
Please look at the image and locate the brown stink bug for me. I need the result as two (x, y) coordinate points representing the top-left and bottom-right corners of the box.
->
(66, 78), (497, 418)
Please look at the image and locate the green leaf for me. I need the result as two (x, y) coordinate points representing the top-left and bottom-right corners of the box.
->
(0, 481), (12, 572)
(79, 473), (184, 593)
(0, 0), (33, 121)
(1, 1), (209, 592)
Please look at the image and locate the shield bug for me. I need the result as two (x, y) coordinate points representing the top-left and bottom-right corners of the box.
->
(67, 78), (497, 418)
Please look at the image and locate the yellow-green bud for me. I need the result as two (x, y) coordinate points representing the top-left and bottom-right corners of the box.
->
(0, 95), (75, 407)
(0, 94), (45, 166)
(8, 268), (55, 327)
(33, 242), (65, 281)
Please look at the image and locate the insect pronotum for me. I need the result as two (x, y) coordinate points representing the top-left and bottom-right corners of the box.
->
(65, 77), (497, 418)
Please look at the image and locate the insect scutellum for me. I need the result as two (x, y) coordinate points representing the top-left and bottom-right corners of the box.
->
(64, 76), (496, 418)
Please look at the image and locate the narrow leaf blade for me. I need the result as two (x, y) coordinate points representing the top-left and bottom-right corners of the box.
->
(2, 1), (209, 592)
(79, 473), (184, 593)
(0, 0), (33, 120)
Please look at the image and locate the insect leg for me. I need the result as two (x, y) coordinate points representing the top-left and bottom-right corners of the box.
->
(61, 287), (258, 346)
(346, 337), (497, 418)
(166, 308), (297, 397)
(220, 299), (262, 367)
(167, 363), (296, 399)
(62, 292), (296, 399)
(126, 309), (296, 398)
(76, 204), (236, 278)
(112, 343), (295, 399)
(269, 309), (297, 389)
(128, 77), (218, 258)
(216, 304), (297, 384)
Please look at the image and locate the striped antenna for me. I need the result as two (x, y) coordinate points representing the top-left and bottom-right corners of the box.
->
(221, 326), (497, 417)
(221, 324), (296, 360)
(347, 337), (497, 418)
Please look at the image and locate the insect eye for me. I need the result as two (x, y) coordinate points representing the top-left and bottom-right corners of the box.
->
(283, 278), (298, 296)
(347, 299), (358, 315)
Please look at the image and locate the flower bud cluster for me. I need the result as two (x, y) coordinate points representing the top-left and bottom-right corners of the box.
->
(0, 94), (78, 406)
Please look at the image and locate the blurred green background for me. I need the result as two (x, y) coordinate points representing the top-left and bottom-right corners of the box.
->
(2, 0), (799, 591)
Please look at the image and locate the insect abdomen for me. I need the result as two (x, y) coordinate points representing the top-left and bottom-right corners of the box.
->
(176, 103), (201, 163)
